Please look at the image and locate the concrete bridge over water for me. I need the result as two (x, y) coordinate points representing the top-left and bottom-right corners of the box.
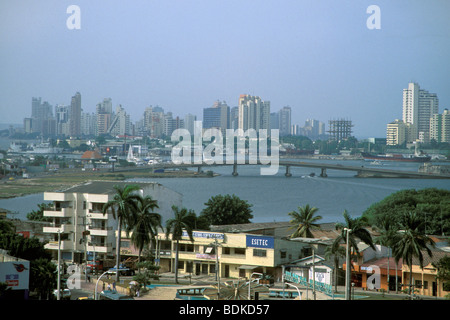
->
(142, 160), (450, 179)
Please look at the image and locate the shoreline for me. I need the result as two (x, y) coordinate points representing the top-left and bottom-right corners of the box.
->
(0, 168), (217, 199)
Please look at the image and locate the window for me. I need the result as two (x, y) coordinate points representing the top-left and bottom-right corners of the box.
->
(253, 249), (267, 257)
(235, 248), (246, 255)
(204, 246), (215, 254)
(180, 244), (194, 252)
(223, 247), (231, 255)
(280, 251), (286, 259)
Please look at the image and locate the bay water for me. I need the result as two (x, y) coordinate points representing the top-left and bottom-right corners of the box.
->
(1, 159), (449, 224)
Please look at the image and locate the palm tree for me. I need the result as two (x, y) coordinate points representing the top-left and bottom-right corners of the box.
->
(102, 184), (142, 282)
(288, 204), (322, 238)
(373, 215), (399, 293)
(324, 245), (346, 293)
(165, 205), (194, 283)
(333, 210), (375, 299)
(391, 211), (435, 298)
(30, 258), (57, 300)
(128, 195), (161, 264)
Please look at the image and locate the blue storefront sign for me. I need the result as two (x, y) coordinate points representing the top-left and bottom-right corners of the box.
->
(246, 235), (274, 249)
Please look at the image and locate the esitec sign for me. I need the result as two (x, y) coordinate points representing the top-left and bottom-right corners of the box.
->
(246, 235), (274, 249)
(0, 261), (30, 290)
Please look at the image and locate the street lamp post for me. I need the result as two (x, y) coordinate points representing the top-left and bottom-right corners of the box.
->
(248, 272), (263, 300)
(57, 229), (61, 300)
(344, 228), (352, 301)
(94, 268), (128, 300)
(285, 282), (302, 300)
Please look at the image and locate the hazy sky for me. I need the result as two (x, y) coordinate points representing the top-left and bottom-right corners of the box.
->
(1, 0), (449, 138)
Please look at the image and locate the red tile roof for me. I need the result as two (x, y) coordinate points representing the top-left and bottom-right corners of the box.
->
(81, 150), (102, 160)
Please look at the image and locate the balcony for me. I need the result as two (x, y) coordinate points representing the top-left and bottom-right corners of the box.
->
(87, 225), (112, 236)
(43, 224), (74, 234)
(87, 211), (110, 220)
(87, 243), (112, 254)
(44, 207), (72, 218)
(45, 240), (74, 251)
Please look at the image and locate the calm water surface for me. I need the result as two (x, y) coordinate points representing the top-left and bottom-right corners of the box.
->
(2, 159), (448, 224)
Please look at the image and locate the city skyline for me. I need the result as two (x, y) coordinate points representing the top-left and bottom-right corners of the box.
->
(1, 1), (450, 138)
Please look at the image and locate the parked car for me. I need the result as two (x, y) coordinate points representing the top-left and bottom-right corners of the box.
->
(54, 288), (71, 300)
(108, 264), (135, 276)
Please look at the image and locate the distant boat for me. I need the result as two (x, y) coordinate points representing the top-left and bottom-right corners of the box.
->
(361, 152), (431, 162)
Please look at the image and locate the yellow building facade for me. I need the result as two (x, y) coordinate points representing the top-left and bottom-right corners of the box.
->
(122, 229), (307, 281)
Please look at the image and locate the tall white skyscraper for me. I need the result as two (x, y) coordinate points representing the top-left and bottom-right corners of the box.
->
(238, 94), (270, 132)
(402, 82), (439, 141)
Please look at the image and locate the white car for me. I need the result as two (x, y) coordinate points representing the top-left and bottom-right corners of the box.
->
(54, 288), (71, 300)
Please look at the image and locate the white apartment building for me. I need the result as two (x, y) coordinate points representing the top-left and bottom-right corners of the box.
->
(402, 82), (439, 141)
(430, 108), (450, 143)
(42, 181), (182, 263)
(238, 94), (270, 132)
(386, 119), (417, 146)
(107, 105), (131, 136)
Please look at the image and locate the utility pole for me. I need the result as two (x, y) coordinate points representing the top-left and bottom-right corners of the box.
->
(312, 249), (316, 300)
(344, 228), (352, 300)
(57, 230), (61, 300)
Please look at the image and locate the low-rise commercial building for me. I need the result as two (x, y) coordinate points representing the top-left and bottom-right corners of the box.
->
(141, 230), (307, 281)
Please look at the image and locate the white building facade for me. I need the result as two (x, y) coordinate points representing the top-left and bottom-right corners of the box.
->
(42, 181), (182, 263)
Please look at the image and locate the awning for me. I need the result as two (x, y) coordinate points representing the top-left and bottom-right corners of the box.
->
(238, 265), (258, 270)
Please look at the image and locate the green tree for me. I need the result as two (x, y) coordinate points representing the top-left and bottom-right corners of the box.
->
(363, 188), (450, 235)
(288, 204), (322, 238)
(128, 196), (161, 264)
(26, 203), (54, 222)
(0, 232), (55, 299)
(391, 211), (435, 298)
(200, 194), (253, 226)
(433, 256), (450, 294)
(332, 210), (375, 299)
(165, 206), (194, 283)
(30, 258), (57, 300)
(0, 218), (15, 234)
(133, 260), (160, 290)
(102, 184), (141, 282)
(0, 233), (51, 261)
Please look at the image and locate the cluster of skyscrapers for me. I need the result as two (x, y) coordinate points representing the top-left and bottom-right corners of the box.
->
(25, 93), (132, 138)
(386, 82), (449, 145)
(23, 93), (326, 140)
